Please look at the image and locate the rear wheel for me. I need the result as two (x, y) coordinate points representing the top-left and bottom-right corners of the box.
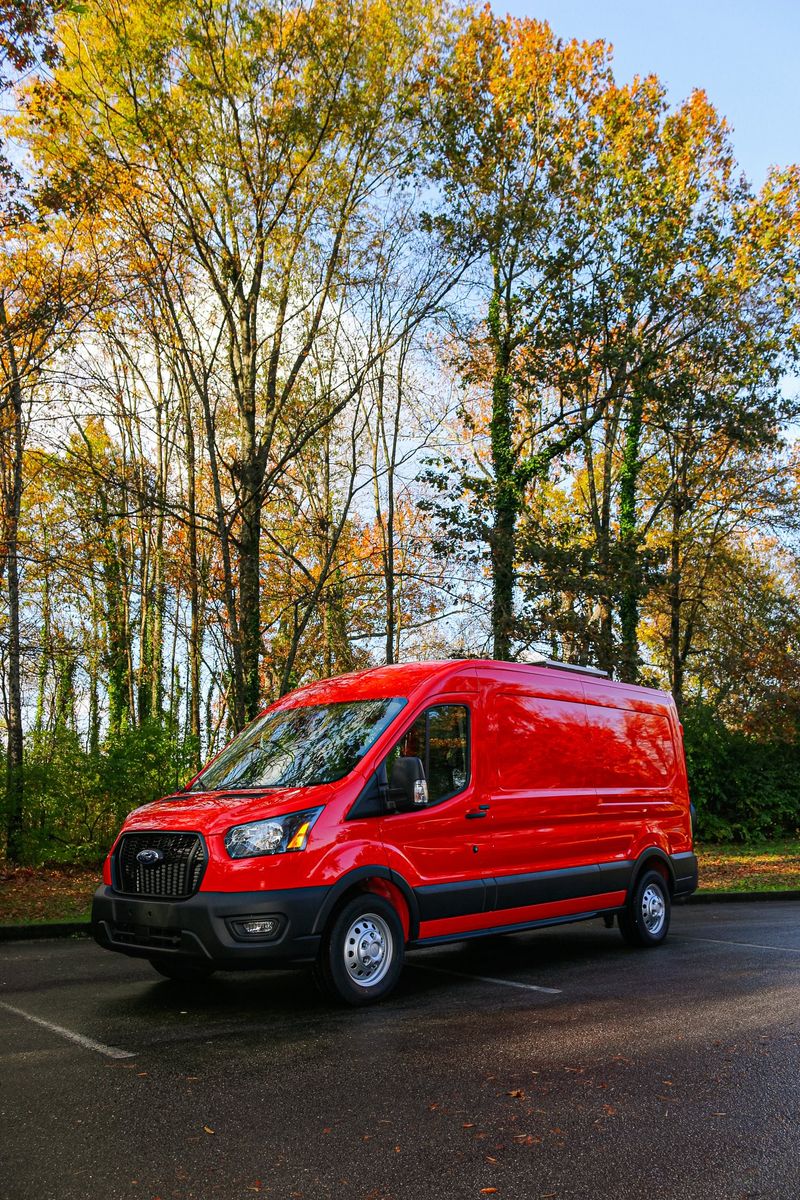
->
(149, 958), (216, 982)
(619, 869), (671, 947)
(314, 894), (404, 1006)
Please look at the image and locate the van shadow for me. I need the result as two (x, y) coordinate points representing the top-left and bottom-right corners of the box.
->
(98, 914), (786, 1040)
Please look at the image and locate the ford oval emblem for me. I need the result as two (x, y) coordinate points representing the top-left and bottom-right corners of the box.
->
(136, 848), (164, 866)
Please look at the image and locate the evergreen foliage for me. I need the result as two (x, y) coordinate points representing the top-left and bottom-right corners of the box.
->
(683, 705), (800, 843)
(5, 721), (196, 865)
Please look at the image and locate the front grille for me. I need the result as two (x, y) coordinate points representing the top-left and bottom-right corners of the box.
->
(110, 922), (183, 949)
(114, 831), (206, 898)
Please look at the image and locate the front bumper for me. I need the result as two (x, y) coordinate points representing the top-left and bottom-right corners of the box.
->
(92, 885), (328, 968)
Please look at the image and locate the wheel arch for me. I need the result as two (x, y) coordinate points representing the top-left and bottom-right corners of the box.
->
(312, 866), (419, 942)
(630, 847), (675, 897)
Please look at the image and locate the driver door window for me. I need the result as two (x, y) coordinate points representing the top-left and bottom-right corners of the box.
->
(390, 704), (470, 805)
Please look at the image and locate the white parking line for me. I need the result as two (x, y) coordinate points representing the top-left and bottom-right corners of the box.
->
(410, 963), (561, 994)
(0, 1001), (135, 1059)
(677, 935), (800, 954)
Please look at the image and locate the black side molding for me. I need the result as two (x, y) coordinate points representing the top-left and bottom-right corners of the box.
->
(415, 878), (490, 921)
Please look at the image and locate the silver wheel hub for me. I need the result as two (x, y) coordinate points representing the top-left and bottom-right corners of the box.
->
(641, 884), (666, 934)
(344, 914), (393, 987)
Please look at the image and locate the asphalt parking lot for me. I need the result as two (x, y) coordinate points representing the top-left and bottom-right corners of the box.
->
(1, 902), (798, 1200)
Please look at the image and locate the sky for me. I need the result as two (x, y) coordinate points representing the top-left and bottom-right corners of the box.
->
(502, 0), (799, 190)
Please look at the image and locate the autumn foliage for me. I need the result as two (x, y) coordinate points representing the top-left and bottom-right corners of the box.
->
(0, 1), (798, 862)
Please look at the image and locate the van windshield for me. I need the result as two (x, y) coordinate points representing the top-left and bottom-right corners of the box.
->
(189, 698), (407, 792)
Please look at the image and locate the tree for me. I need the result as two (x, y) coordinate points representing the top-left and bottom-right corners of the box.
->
(492, 76), (800, 683)
(0, 216), (97, 857)
(22, 0), (456, 724)
(425, 10), (615, 659)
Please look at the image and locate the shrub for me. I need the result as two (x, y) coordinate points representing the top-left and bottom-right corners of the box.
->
(683, 703), (800, 842)
(8, 720), (198, 866)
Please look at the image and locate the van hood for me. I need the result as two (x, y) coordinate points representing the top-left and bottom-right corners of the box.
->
(121, 783), (337, 837)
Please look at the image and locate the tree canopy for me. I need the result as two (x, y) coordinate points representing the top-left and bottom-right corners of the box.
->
(1, 0), (799, 860)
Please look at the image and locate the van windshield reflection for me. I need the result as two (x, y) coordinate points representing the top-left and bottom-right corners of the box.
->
(189, 698), (406, 792)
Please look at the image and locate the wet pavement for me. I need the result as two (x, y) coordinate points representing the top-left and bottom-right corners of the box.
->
(1, 902), (798, 1199)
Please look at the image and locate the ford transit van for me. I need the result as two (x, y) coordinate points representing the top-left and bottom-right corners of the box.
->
(92, 659), (698, 1004)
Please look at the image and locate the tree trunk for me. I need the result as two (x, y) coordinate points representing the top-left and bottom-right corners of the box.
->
(88, 577), (101, 757)
(184, 402), (202, 763)
(487, 267), (517, 661)
(137, 516), (151, 723)
(0, 297), (25, 861)
(237, 451), (265, 722)
(597, 599), (614, 677)
(195, 376), (244, 727)
(34, 532), (50, 744)
(99, 497), (131, 735)
(618, 388), (645, 683)
(150, 518), (165, 719)
(54, 645), (75, 731)
(143, 391), (166, 721)
(368, 358), (397, 666)
(384, 472), (396, 665)
(669, 530), (684, 714)
(5, 493), (24, 860)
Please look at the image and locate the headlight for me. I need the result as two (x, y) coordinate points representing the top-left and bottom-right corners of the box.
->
(224, 807), (323, 859)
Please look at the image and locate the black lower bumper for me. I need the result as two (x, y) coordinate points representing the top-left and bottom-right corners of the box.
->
(92, 885), (328, 968)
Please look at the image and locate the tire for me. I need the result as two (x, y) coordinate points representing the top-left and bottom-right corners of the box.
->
(619, 869), (671, 948)
(149, 958), (216, 982)
(314, 894), (405, 1006)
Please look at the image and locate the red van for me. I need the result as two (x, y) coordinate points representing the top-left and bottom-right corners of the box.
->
(93, 659), (698, 1004)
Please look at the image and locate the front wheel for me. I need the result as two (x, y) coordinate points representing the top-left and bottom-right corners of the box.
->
(619, 869), (671, 947)
(314, 894), (405, 1006)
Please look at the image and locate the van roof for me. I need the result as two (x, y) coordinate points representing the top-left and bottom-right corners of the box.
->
(275, 660), (467, 707)
(275, 658), (672, 708)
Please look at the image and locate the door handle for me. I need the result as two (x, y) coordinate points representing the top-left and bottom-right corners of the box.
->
(466, 804), (490, 820)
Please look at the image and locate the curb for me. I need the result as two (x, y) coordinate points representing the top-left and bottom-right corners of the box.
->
(2, 889), (800, 942)
(0, 921), (91, 941)
(687, 890), (800, 904)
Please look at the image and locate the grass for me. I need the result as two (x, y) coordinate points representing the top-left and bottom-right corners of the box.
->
(0, 864), (100, 926)
(696, 840), (800, 893)
(0, 841), (798, 926)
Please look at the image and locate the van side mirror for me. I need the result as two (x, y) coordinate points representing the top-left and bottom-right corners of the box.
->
(389, 756), (429, 812)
